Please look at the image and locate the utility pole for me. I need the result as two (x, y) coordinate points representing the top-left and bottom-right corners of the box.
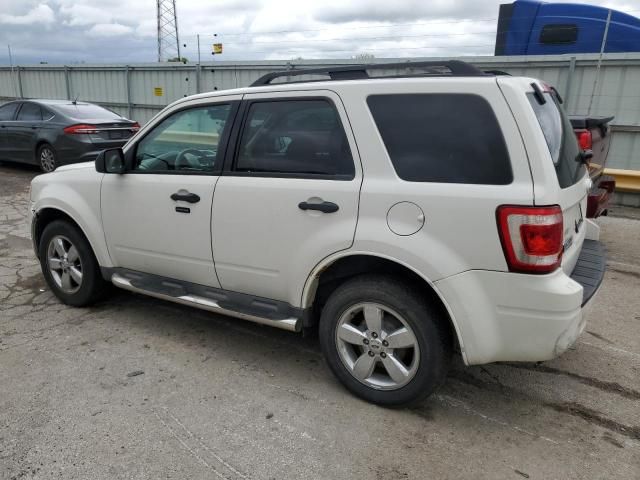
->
(7, 44), (17, 98)
(156, 0), (181, 62)
(197, 34), (201, 65)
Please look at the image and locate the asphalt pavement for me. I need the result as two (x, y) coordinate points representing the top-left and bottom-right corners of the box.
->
(1, 163), (638, 479)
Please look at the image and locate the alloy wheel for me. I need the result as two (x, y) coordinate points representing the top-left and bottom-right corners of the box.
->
(335, 302), (420, 390)
(46, 235), (83, 294)
(40, 147), (56, 172)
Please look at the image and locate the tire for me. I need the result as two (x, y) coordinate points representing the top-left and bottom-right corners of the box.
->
(38, 220), (108, 307)
(319, 274), (452, 406)
(38, 143), (57, 173)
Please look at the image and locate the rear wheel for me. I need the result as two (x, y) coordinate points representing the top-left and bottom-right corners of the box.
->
(38, 143), (57, 172)
(319, 275), (451, 406)
(39, 220), (108, 306)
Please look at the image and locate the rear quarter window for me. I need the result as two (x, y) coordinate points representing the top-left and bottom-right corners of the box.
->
(367, 94), (512, 184)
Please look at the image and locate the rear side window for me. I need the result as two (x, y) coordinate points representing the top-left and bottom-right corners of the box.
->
(235, 99), (354, 178)
(527, 92), (585, 188)
(17, 103), (42, 121)
(0, 103), (19, 121)
(367, 94), (512, 184)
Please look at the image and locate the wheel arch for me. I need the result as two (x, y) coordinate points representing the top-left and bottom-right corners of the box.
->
(302, 252), (466, 361)
(32, 206), (109, 268)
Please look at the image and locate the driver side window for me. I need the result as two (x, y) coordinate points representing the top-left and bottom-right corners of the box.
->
(134, 104), (231, 173)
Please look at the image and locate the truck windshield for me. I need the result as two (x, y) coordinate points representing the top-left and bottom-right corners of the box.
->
(527, 92), (585, 188)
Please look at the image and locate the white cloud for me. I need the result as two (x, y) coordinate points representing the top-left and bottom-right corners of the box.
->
(88, 23), (134, 37)
(1, 0), (640, 64)
(61, 4), (113, 26)
(0, 4), (55, 25)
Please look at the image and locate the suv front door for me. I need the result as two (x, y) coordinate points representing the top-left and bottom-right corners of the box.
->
(212, 91), (362, 306)
(101, 98), (240, 287)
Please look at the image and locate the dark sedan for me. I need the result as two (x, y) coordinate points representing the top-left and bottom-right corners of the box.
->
(0, 99), (139, 172)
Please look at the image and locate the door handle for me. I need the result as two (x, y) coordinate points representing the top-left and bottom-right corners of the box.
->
(171, 192), (200, 203)
(30, 125), (38, 129)
(298, 201), (339, 213)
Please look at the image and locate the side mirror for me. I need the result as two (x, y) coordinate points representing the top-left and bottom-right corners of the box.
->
(96, 148), (127, 174)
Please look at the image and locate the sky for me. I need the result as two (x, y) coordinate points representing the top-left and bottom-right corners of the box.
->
(1, 0), (640, 65)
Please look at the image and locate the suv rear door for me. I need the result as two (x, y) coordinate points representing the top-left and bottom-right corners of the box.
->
(211, 90), (361, 306)
(499, 78), (589, 274)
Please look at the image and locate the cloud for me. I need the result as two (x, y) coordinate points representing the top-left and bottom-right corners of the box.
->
(0, 4), (55, 25)
(88, 23), (134, 37)
(312, 0), (495, 24)
(60, 4), (113, 26)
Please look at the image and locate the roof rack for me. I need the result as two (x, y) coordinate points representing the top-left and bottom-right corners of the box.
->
(250, 60), (488, 87)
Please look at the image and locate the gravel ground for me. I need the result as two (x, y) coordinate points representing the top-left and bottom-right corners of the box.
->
(1, 163), (639, 480)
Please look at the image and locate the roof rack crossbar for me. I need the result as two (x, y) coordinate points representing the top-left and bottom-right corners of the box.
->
(250, 60), (487, 87)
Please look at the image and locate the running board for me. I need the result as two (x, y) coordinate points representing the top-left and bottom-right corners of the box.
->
(111, 272), (301, 332)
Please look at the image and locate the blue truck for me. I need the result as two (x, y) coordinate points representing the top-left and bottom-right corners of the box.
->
(495, 0), (640, 55)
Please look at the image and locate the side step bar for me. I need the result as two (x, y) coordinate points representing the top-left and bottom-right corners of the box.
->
(111, 273), (301, 332)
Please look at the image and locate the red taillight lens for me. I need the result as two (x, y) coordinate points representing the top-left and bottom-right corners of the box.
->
(497, 205), (563, 274)
(63, 124), (99, 134)
(576, 130), (592, 150)
(131, 122), (140, 132)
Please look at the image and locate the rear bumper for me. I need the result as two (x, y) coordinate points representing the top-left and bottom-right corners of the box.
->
(435, 240), (606, 365)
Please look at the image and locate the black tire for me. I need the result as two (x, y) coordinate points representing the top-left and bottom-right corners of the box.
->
(39, 220), (108, 307)
(37, 143), (57, 173)
(319, 274), (452, 406)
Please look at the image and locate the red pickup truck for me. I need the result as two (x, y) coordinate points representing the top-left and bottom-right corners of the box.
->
(569, 115), (615, 218)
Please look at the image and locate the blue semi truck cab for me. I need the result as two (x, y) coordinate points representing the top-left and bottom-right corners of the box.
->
(495, 0), (640, 55)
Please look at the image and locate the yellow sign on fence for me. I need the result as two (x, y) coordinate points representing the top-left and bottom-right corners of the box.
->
(213, 43), (223, 54)
(154, 87), (163, 97)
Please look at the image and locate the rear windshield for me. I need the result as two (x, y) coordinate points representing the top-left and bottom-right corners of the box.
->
(527, 92), (585, 188)
(55, 104), (121, 120)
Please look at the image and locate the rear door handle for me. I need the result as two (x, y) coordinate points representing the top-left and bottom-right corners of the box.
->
(298, 201), (339, 213)
(171, 192), (200, 203)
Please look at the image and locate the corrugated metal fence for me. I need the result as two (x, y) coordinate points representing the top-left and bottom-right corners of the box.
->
(1, 53), (639, 175)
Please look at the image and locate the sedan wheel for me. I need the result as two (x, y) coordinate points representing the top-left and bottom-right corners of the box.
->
(39, 145), (56, 172)
(46, 235), (83, 294)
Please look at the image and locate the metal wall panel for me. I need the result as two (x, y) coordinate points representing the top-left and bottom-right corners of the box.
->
(1, 54), (640, 173)
(20, 69), (67, 99)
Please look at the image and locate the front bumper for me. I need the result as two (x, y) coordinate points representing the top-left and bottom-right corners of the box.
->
(435, 240), (606, 365)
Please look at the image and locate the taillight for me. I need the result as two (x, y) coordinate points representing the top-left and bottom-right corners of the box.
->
(63, 124), (99, 134)
(576, 129), (592, 150)
(497, 205), (563, 274)
(130, 122), (140, 132)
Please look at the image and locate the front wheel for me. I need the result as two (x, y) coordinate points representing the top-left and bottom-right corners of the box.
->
(39, 220), (108, 306)
(38, 143), (57, 172)
(319, 275), (452, 406)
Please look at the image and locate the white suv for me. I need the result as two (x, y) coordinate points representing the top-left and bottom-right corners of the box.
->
(28, 61), (606, 405)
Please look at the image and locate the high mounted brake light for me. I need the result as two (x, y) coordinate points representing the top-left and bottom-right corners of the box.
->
(497, 205), (563, 274)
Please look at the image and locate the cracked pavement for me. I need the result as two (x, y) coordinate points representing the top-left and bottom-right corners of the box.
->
(0, 163), (639, 479)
